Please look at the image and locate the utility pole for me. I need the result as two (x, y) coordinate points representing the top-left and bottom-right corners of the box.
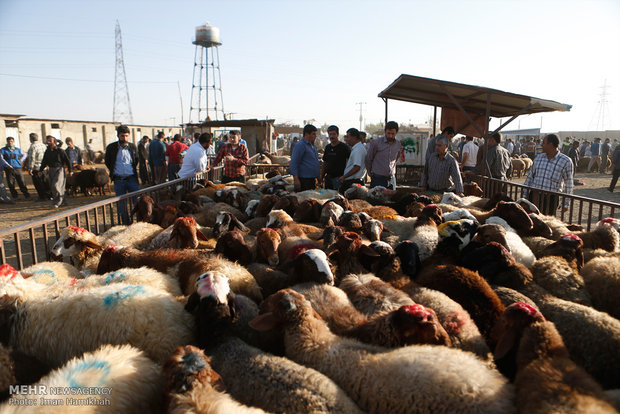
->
(356, 102), (366, 131)
(113, 20), (133, 124)
(590, 79), (610, 131)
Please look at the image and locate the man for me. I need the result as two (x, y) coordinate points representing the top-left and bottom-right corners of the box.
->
(40, 135), (71, 208)
(178, 133), (212, 179)
(137, 135), (151, 185)
(64, 137), (83, 168)
(85, 138), (96, 164)
(568, 140), (580, 169)
(290, 124), (320, 191)
(165, 134), (189, 181)
(426, 126), (455, 160)
(0, 152), (14, 203)
(579, 140), (589, 158)
(149, 132), (167, 184)
(212, 130), (249, 183)
(505, 138), (515, 156)
(27, 133), (51, 201)
(421, 136), (463, 196)
(608, 144), (620, 192)
(320, 125), (350, 190)
(457, 136), (466, 161)
(587, 138), (601, 173)
(365, 121), (402, 189)
(338, 128), (367, 194)
(522, 134), (573, 215)
(104, 125), (139, 224)
(1, 137), (30, 199)
(561, 137), (572, 155)
(600, 138), (611, 174)
(461, 136), (478, 173)
(483, 132), (512, 181)
(525, 138), (537, 160)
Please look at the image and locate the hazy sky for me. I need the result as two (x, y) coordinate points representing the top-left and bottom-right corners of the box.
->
(1, 0), (619, 133)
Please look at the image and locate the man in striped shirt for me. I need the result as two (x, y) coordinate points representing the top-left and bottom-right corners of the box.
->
(421, 136), (463, 196)
(522, 134), (573, 215)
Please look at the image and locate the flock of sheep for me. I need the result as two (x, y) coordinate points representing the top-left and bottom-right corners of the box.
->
(1, 173), (620, 413)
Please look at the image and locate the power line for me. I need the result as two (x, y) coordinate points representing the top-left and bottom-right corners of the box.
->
(0, 72), (176, 84)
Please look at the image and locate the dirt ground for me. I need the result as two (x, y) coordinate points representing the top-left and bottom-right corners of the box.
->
(1, 170), (619, 231)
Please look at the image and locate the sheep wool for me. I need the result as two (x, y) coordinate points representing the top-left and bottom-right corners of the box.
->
(2, 344), (163, 414)
(75, 267), (183, 297)
(21, 262), (81, 286)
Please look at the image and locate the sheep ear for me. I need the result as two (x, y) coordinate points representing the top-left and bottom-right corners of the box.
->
(196, 229), (209, 241)
(184, 293), (200, 313)
(83, 240), (102, 250)
(230, 216), (249, 232)
(169, 227), (179, 242)
(493, 328), (519, 360)
(249, 312), (278, 331)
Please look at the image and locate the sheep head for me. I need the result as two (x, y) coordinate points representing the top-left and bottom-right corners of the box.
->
(318, 226), (344, 250)
(160, 205), (182, 229)
(50, 226), (101, 259)
(391, 304), (452, 347)
(333, 232), (363, 256)
(294, 199), (322, 223)
(418, 204), (443, 226)
(325, 194), (351, 211)
(362, 219), (384, 241)
(338, 211), (362, 231)
(272, 195), (299, 216)
(266, 209), (293, 228)
(213, 212), (248, 238)
(540, 234), (584, 271)
(250, 289), (318, 331)
(525, 213), (553, 238)
(245, 199), (260, 218)
(320, 201), (344, 226)
(162, 345), (223, 395)
(214, 231), (252, 265)
(493, 201), (533, 232)
(291, 249), (335, 286)
(437, 219), (478, 250)
(472, 224), (509, 250)
(131, 195), (156, 222)
(394, 241), (421, 278)
(256, 228), (281, 266)
(170, 217), (208, 249)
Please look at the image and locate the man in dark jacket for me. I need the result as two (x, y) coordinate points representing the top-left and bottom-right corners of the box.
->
(137, 135), (151, 185)
(40, 135), (72, 208)
(105, 125), (139, 223)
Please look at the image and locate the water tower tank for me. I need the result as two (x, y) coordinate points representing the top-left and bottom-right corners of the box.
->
(194, 22), (222, 47)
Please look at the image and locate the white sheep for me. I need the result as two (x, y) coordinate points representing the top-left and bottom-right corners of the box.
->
(251, 289), (515, 414)
(486, 216), (536, 267)
(1, 281), (194, 366)
(2, 344), (163, 413)
(21, 261), (81, 286)
(75, 267), (183, 296)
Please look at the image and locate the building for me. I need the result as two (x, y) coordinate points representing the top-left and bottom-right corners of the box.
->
(0, 113), (182, 152)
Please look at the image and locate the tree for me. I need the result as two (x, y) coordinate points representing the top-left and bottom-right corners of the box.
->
(364, 121), (385, 136)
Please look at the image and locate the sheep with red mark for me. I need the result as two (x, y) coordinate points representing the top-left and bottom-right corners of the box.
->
(2, 344), (164, 413)
(20, 261), (80, 287)
(575, 225), (620, 252)
(164, 345), (268, 414)
(0, 277), (195, 366)
(214, 231), (254, 265)
(292, 282), (451, 348)
(491, 303), (617, 413)
(250, 289), (515, 414)
(96, 245), (263, 303)
(185, 273), (364, 414)
(343, 183), (368, 199)
(255, 228), (281, 266)
(538, 233), (585, 271)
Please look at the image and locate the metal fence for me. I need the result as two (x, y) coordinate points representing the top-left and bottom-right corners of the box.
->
(0, 168), (222, 270)
(472, 175), (619, 231)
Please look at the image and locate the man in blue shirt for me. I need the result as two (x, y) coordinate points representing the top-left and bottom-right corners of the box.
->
(290, 124), (320, 191)
(588, 138), (601, 173)
(1, 137), (30, 199)
(148, 131), (167, 184)
(105, 125), (139, 224)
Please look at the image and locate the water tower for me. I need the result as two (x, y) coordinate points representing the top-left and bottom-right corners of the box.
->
(189, 22), (225, 123)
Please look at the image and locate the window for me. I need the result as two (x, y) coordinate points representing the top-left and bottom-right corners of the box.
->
(92, 127), (97, 132)
(4, 120), (18, 127)
(51, 123), (60, 129)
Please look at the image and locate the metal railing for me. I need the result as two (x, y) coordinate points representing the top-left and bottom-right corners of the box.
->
(0, 167), (222, 270)
(472, 175), (619, 231)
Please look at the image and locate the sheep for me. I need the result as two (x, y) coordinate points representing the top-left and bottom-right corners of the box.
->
(277, 236), (320, 265)
(185, 274), (364, 414)
(293, 199), (323, 223)
(255, 228), (281, 266)
(96, 246), (263, 303)
(254, 194), (279, 217)
(510, 157), (526, 178)
(580, 256), (620, 319)
(294, 188), (339, 202)
(485, 216), (536, 267)
(0, 343), (51, 401)
(50, 223), (163, 274)
(0, 282), (195, 366)
(157, 204), (183, 228)
(193, 203), (245, 227)
(362, 218), (385, 241)
(20, 261), (80, 286)
(343, 183), (368, 199)
(213, 211), (249, 239)
(491, 303), (617, 413)
(266, 209), (322, 239)
(320, 201), (345, 226)
(266, 154), (290, 164)
(530, 256), (592, 305)
(538, 214), (572, 240)
(318, 225), (345, 250)
(131, 194), (159, 223)
(148, 217), (211, 250)
(291, 282), (451, 348)
(214, 231), (254, 265)
(164, 345), (269, 414)
(93, 168), (111, 195)
(2, 344), (164, 413)
(575, 225), (620, 252)
(463, 181), (484, 196)
(404, 204), (442, 262)
(245, 198), (260, 218)
(74, 266), (183, 296)
(538, 233), (585, 271)
(250, 289), (515, 414)
(492, 286), (537, 308)
(271, 194), (299, 217)
(415, 264), (506, 346)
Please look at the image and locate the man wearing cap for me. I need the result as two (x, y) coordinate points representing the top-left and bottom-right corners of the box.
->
(421, 136), (464, 196)
(40, 135), (72, 208)
(27, 133), (51, 201)
(149, 131), (167, 184)
(1, 137), (30, 200)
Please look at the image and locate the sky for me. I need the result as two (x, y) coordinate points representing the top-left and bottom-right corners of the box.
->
(1, 0), (619, 134)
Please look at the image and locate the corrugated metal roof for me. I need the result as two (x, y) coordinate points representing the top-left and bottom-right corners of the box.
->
(378, 74), (571, 118)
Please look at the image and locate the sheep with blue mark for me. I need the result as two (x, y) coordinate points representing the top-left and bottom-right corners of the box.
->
(1, 344), (163, 413)
(0, 277), (194, 367)
(21, 262), (81, 286)
(74, 266), (183, 296)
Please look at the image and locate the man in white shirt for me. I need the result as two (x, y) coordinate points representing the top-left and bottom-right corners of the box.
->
(461, 136), (479, 172)
(339, 127), (367, 194)
(178, 133), (212, 179)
